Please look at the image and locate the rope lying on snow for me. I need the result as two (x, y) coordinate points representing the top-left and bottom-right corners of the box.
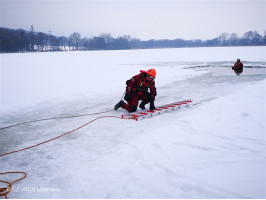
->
(0, 91), (127, 131)
(0, 115), (135, 157)
(0, 172), (27, 199)
(0, 97), (130, 198)
(0, 109), (114, 131)
(0, 112), (135, 198)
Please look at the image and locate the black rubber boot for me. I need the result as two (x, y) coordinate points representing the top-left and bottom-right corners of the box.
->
(139, 101), (146, 110)
(114, 100), (125, 110)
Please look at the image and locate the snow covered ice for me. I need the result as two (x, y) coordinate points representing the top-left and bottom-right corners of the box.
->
(0, 46), (265, 198)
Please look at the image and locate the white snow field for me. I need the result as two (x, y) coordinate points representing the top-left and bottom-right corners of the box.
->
(0, 46), (266, 198)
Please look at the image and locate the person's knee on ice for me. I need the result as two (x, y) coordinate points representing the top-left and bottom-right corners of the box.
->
(131, 105), (137, 112)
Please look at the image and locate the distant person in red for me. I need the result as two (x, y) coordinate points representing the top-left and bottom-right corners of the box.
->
(232, 59), (243, 75)
(114, 69), (157, 112)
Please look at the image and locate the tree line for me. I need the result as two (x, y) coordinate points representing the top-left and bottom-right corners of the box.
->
(0, 26), (265, 53)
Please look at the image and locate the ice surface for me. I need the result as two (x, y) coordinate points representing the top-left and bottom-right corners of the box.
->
(0, 46), (265, 198)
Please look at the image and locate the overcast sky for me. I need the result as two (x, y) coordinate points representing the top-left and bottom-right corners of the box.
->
(0, 0), (265, 40)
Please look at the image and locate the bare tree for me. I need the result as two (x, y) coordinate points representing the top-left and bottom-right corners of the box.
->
(58, 36), (68, 50)
(100, 33), (113, 49)
(69, 32), (81, 50)
(36, 32), (48, 51)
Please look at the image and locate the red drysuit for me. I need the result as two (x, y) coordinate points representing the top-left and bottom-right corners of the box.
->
(122, 71), (156, 112)
(233, 61), (243, 75)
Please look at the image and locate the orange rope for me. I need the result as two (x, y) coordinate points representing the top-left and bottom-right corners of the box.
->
(0, 172), (27, 199)
(0, 115), (134, 157)
(0, 115), (135, 198)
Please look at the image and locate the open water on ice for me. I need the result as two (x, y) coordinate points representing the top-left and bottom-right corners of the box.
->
(157, 62), (266, 106)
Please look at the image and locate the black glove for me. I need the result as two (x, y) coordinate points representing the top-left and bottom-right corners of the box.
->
(150, 102), (155, 111)
(124, 93), (130, 101)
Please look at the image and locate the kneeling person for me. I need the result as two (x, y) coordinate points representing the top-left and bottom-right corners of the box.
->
(114, 69), (157, 112)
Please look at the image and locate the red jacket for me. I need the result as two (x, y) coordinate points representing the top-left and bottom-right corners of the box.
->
(126, 71), (156, 100)
(233, 62), (243, 69)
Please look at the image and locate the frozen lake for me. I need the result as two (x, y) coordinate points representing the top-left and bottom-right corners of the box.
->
(0, 46), (265, 198)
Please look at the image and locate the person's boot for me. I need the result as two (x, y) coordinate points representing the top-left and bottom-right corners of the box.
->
(139, 101), (146, 110)
(114, 100), (125, 110)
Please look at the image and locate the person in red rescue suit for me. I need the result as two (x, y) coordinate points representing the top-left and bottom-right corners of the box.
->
(114, 69), (157, 112)
(232, 59), (243, 75)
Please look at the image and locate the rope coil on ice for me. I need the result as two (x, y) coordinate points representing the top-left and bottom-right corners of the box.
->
(0, 172), (27, 199)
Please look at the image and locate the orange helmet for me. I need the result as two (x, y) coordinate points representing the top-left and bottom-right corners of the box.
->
(146, 69), (156, 78)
